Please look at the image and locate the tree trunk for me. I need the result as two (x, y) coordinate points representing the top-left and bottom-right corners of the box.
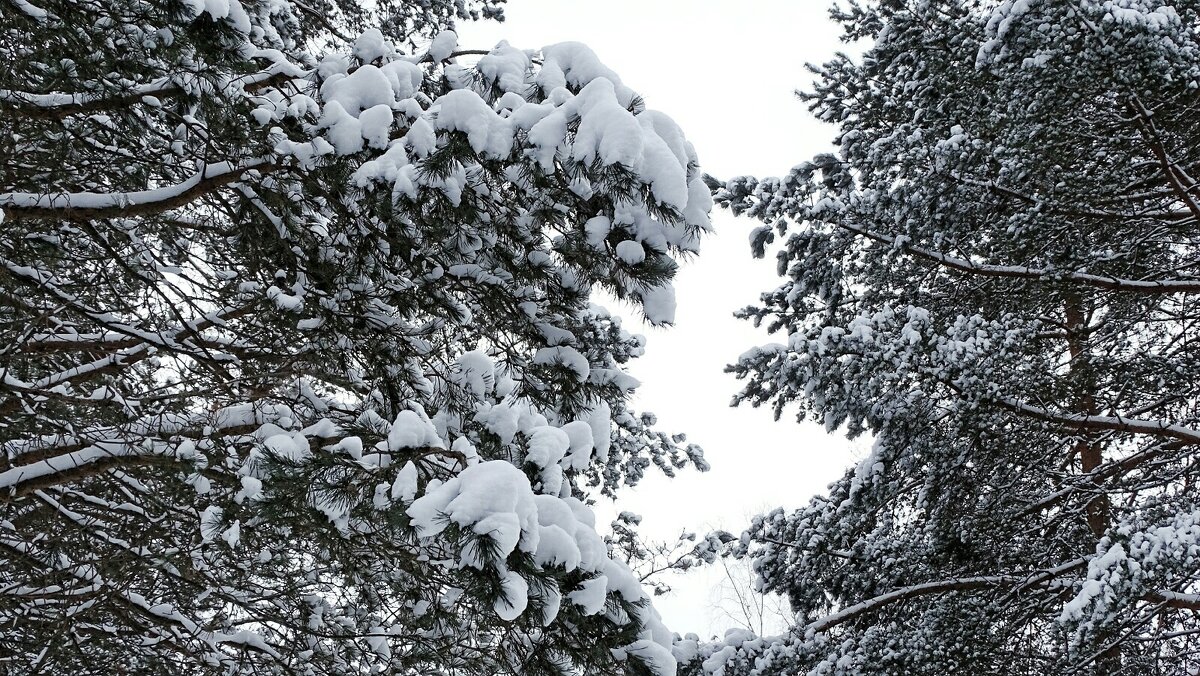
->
(1064, 294), (1109, 538)
(1065, 293), (1118, 675)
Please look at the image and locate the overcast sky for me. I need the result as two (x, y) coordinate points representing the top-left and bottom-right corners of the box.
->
(458, 1), (867, 638)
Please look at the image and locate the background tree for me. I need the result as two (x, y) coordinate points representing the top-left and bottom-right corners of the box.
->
(705, 555), (789, 639)
(681, 1), (1200, 674)
(0, 0), (713, 673)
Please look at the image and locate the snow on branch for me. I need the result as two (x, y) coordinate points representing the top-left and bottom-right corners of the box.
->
(0, 60), (304, 119)
(991, 394), (1200, 447)
(796, 564), (1200, 643)
(800, 558), (1200, 637)
(802, 559), (1085, 635)
(0, 443), (182, 499)
(0, 158), (278, 221)
(1128, 95), (1200, 223)
(838, 220), (1200, 294)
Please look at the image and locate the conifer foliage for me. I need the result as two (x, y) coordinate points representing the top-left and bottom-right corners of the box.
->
(684, 1), (1200, 674)
(0, 0), (711, 672)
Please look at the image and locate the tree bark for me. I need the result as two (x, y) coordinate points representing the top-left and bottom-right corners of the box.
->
(1065, 292), (1118, 675)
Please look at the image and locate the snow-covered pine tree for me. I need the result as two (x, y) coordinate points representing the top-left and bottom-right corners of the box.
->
(679, 1), (1200, 674)
(0, 0), (712, 673)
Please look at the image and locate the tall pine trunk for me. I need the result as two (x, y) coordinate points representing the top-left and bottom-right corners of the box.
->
(1065, 293), (1118, 675)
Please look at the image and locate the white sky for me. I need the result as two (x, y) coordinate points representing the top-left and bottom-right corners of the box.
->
(457, 1), (867, 638)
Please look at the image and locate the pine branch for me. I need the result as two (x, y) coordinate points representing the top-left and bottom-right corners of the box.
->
(0, 63), (303, 120)
(0, 158), (280, 221)
(837, 219), (1200, 294)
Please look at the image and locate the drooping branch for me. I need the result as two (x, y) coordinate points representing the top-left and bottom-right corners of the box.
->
(803, 559), (1087, 635)
(802, 559), (1200, 636)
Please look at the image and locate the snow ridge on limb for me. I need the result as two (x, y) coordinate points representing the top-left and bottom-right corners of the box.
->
(0, 1), (707, 673)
